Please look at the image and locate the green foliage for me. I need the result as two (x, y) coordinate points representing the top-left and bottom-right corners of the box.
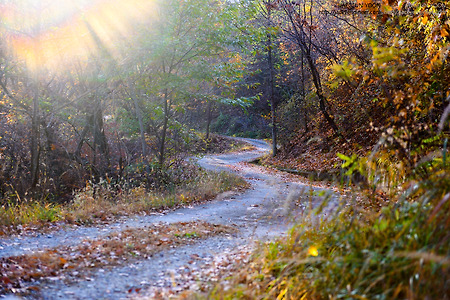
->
(331, 60), (356, 88)
(175, 232), (199, 239)
(211, 112), (269, 138)
(218, 95), (258, 110)
(336, 153), (365, 177)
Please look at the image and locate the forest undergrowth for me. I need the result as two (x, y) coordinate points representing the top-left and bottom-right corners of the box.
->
(0, 135), (249, 236)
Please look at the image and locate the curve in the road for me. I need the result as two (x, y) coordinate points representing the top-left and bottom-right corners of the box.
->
(0, 138), (340, 299)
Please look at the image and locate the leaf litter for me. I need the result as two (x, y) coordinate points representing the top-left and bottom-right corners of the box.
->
(132, 244), (254, 299)
(0, 221), (236, 297)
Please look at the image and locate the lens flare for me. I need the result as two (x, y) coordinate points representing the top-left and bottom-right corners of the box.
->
(307, 246), (319, 257)
(1, 0), (156, 73)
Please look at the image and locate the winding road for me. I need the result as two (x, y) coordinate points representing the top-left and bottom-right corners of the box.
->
(0, 138), (340, 299)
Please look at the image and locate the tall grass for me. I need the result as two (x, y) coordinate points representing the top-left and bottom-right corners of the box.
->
(68, 166), (248, 224)
(198, 141), (449, 299)
(0, 200), (62, 229)
(203, 199), (448, 299)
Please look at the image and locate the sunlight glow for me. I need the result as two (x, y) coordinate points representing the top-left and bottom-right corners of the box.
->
(1, 0), (157, 73)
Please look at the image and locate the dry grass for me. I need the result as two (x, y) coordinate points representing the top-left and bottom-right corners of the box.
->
(67, 169), (248, 225)
(0, 165), (248, 234)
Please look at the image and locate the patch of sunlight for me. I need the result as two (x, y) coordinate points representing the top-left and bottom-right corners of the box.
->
(1, 0), (157, 73)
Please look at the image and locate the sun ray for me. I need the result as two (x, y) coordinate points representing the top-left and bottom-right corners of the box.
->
(1, 0), (157, 73)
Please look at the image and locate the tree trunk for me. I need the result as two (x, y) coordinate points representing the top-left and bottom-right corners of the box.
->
(92, 99), (108, 157)
(282, 0), (342, 138)
(30, 6), (41, 191)
(130, 80), (147, 161)
(158, 90), (169, 167)
(30, 81), (40, 189)
(304, 52), (341, 137)
(75, 123), (89, 160)
(41, 118), (60, 181)
(267, 1), (277, 157)
(300, 51), (308, 133)
(205, 100), (213, 140)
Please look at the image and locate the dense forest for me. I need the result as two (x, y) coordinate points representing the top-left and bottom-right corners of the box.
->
(0, 0), (255, 203)
(0, 0), (449, 298)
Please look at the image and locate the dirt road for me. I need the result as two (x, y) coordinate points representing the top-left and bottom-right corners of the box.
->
(0, 138), (339, 299)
